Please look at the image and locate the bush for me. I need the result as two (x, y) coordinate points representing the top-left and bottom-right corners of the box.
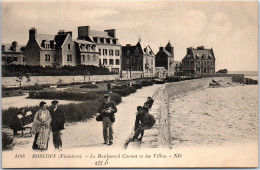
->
(2, 93), (122, 125)
(141, 81), (153, 86)
(112, 85), (126, 90)
(112, 88), (130, 97)
(2, 64), (115, 77)
(28, 91), (109, 101)
(2, 128), (14, 150)
(128, 87), (137, 93)
(165, 77), (181, 82)
(132, 83), (142, 89)
(80, 84), (98, 88)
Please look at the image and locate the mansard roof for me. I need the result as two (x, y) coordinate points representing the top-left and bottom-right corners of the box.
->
(2, 43), (25, 53)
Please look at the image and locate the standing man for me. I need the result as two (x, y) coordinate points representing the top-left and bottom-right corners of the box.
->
(50, 100), (65, 150)
(98, 94), (117, 145)
(132, 106), (156, 141)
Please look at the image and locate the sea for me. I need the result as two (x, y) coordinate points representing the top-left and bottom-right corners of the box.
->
(229, 71), (258, 80)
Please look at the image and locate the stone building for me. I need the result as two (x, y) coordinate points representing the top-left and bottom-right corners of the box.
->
(77, 26), (121, 74)
(181, 46), (216, 75)
(122, 41), (156, 79)
(25, 28), (76, 67)
(73, 39), (99, 66)
(2, 41), (25, 65)
(155, 41), (175, 77)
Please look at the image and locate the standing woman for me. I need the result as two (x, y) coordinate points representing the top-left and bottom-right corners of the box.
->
(32, 101), (52, 150)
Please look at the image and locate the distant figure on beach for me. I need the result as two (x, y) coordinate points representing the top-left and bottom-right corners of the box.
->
(98, 94), (117, 145)
(50, 100), (65, 151)
(134, 106), (144, 141)
(132, 106), (156, 141)
(32, 101), (52, 150)
(9, 108), (26, 136)
(107, 82), (111, 91)
(144, 96), (154, 109)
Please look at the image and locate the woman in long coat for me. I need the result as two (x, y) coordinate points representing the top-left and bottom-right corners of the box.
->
(32, 101), (52, 150)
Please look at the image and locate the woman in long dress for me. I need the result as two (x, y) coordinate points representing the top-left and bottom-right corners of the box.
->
(32, 101), (52, 150)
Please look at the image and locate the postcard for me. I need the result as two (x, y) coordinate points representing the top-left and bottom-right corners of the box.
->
(1, 0), (258, 168)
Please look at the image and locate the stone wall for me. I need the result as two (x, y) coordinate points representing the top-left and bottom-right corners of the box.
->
(2, 75), (120, 87)
(165, 77), (232, 98)
(196, 73), (244, 83)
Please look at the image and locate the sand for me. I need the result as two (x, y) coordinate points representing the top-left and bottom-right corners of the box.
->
(168, 85), (258, 147)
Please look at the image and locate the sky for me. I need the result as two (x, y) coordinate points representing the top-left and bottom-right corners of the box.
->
(1, 1), (258, 71)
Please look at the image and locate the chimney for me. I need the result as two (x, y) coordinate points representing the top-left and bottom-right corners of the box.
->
(187, 47), (192, 54)
(159, 47), (164, 51)
(29, 27), (37, 39)
(78, 26), (90, 39)
(104, 29), (116, 38)
(197, 46), (204, 50)
(58, 30), (65, 35)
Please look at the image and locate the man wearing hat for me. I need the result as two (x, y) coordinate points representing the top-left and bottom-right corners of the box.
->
(50, 100), (65, 150)
(132, 106), (156, 141)
(98, 94), (117, 145)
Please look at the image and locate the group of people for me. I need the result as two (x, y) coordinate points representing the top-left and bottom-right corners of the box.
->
(133, 97), (156, 141)
(11, 93), (155, 150)
(31, 100), (65, 151)
(97, 94), (156, 145)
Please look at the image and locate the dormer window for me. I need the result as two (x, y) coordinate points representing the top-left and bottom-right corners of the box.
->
(68, 44), (70, 50)
(2, 45), (5, 51)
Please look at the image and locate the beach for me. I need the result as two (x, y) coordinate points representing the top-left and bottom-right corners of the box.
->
(168, 84), (258, 147)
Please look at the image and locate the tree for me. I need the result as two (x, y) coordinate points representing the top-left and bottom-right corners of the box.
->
(16, 73), (31, 94)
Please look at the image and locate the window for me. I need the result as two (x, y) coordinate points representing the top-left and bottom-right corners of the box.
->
(13, 57), (18, 61)
(103, 59), (107, 65)
(112, 68), (119, 74)
(45, 54), (50, 62)
(87, 54), (90, 61)
(23, 57), (25, 62)
(2, 56), (6, 61)
(150, 67), (153, 73)
(103, 49), (107, 56)
(67, 54), (72, 62)
(116, 59), (120, 65)
(53, 55), (56, 62)
(99, 59), (102, 65)
(109, 59), (114, 65)
(134, 59), (138, 64)
(109, 49), (114, 56)
(2, 45), (5, 51)
(68, 44), (70, 50)
(82, 55), (85, 61)
(99, 49), (102, 55)
(115, 50), (120, 56)
(197, 61), (200, 65)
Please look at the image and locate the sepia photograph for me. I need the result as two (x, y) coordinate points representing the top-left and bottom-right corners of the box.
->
(1, 0), (258, 168)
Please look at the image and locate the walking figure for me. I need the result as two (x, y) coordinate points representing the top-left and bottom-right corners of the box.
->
(98, 94), (117, 145)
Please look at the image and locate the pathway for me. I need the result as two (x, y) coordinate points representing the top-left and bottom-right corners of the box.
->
(7, 84), (163, 151)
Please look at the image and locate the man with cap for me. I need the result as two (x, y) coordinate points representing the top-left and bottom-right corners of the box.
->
(98, 94), (117, 145)
(50, 100), (65, 150)
(132, 106), (156, 141)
